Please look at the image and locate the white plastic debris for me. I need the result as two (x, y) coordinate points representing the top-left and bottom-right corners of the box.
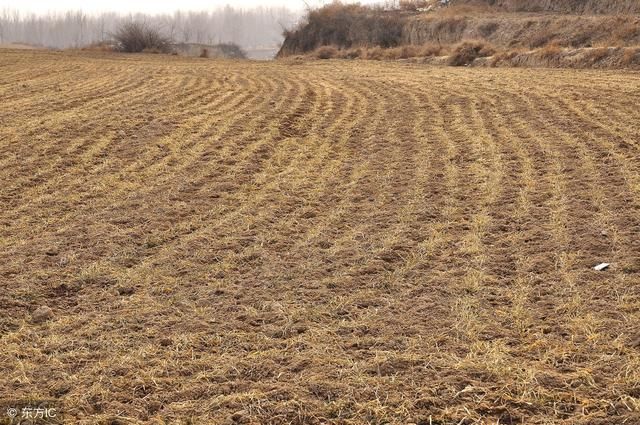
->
(594, 263), (610, 271)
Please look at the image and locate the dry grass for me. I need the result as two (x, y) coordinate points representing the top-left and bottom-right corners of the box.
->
(488, 45), (640, 69)
(280, 1), (640, 70)
(452, 0), (640, 14)
(622, 47), (640, 66)
(447, 40), (496, 66)
(537, 42), (563, 60)
(315, 45), (339, 59)
(1, 50), (640, 424)
(407, 13), (640, 49)
(308, 43), (446, 61)
(584, 46), (610, 64)
(80, 41), (117, 52)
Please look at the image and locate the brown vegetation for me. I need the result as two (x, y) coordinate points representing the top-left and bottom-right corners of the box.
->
(315, 45), (339, 59)
(307, 43), (446, 61)
(487, 45), (640, 68)
(113, 21), (171, 53)
(279, 1), (640, 68)
(448, 40), (496, 65)
(278, 3), (405, 57)
(2, 49), (640, 424)
(451, 0), (640, 14)
(537, 42), (563, 60)
(305, 41), (640, 69)
(405, 14), (640, 49)
(622, 46), (640, 65)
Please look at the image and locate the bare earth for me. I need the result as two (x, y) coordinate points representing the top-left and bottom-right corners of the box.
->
(1, 50), (639, 424)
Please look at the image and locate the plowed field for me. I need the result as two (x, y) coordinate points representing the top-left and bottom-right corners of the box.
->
(1, 50), (639, 424)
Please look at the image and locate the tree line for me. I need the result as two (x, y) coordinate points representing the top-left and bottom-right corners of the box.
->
(0, 7), (299, 50)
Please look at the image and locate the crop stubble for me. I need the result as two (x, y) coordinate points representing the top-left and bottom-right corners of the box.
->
(0, 50), (639, 424)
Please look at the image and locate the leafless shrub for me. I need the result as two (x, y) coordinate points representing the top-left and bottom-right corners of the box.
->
(113, 22), (171, 53)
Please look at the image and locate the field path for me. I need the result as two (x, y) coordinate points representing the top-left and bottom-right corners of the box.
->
(1, 50), (639, 424)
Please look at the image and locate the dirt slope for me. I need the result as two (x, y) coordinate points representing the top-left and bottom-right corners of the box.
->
(1, 50), (640, 424)
(405, 14), (640, 48)
(452, 0), (640, 14)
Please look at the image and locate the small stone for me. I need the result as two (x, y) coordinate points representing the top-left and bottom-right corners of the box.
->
(32, 306), (54, 323)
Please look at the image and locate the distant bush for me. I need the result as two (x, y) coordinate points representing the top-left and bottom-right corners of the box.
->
(343, 47), (364, 59)
(315, 45), (339, 59)
(385, 44), (443, 59)
(537, 42), (562, 60)
(448, 40), (495, 66)
(215, 43), (247, 59)
(621, 47), (639, 66)
(421, 43), (444, 57)
(366, 46), (386, 61)
(279, 3), (406, 57)
(488, 50), (518, 66)
(113, 22), (171, 53)
(397, 45), (421, 59)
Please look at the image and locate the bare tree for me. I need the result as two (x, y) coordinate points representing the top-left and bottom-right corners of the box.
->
(0, 6), (300, 51)
(113, 21), (170, 53)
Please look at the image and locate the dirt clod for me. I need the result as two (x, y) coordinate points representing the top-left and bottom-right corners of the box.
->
(31, 306), (54, 323)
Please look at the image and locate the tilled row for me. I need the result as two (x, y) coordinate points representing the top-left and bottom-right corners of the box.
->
(0, 51), (639, 424)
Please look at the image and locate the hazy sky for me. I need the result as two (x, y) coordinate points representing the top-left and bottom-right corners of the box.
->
(0, 0), (379, 14)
